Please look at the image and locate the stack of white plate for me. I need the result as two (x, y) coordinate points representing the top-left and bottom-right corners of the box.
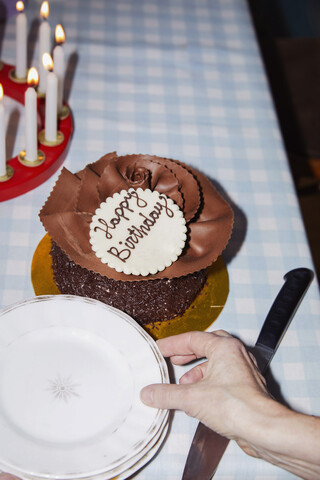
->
(0, 295), (169, 480)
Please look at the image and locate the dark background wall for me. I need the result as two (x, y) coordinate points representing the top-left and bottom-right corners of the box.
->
(248, 0), (320, 284)
(248, 0), (320, 38)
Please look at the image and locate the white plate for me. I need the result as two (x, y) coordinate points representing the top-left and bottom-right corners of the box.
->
(90, 416), (169, 480)
(0, 296), (169, 479)
(111, 420), (169, 480)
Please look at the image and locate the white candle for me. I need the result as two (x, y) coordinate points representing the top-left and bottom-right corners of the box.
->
(15, 2), (27, 79)
(53, 25), (66, 115)
(45, 71), (57, 142)
(25, 88), (38, 160)
(53, 45), (64, 114)
(25, 68), (39, 161)
(0, 85), (6, 177)
(38, 22), (51, 94)
(38, 2), (51, 94)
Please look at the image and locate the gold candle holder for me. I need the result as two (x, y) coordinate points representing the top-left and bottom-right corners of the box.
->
(36, 88), (46, 99)
(18, 150), (45, 167)
(59, 105), (70, 120)
(38, 130), (64, 147)
(0, 165), (14, 182)
(8, 68), (27, 84)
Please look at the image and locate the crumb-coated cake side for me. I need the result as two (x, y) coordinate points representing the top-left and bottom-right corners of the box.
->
(51, 241), (207, 325)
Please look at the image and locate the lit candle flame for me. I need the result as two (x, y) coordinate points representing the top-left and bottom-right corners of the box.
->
(27, 68), (39, 87)
(40, 1), (49, 20)
(0, 84), (3, 101)
(16, 1), (24, 13)
(42, 53), (54, 71)
(55, 24), (65, 44)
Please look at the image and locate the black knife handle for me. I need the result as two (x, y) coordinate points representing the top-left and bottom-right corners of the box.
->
(255, 268), (314, 353)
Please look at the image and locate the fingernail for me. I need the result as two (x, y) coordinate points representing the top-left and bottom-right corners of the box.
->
(140, 386), (154, 405)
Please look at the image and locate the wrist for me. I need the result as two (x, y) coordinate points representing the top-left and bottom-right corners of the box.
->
(234, 399), (320, 479)
(227, 392), (289, 446)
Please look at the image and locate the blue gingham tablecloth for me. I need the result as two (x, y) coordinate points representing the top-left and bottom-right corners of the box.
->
(1, 0), (320, 478)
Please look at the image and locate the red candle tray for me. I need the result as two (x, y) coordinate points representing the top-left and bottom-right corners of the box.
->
(0, 62), (73, 202)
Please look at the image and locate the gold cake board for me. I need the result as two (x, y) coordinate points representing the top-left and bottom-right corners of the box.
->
(31, 234), (229, 340)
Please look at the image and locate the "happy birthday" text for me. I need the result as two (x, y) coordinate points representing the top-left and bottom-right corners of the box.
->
(94, 189), (174, 263)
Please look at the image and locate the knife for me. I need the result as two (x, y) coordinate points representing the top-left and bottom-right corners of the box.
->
(181, 267), (314, 480)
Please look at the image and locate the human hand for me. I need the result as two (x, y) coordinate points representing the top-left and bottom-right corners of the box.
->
(141, 331), (320, 479)
(140, 330), (275, 445)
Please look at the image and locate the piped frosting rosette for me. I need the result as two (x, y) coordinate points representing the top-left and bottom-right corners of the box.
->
(39, 153), (234, 281)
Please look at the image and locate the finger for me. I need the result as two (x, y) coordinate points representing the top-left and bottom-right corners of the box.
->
(156, 331), (224, 359)
(170, 331), (232, 365)
(179, 361), (208, 384)
(170, 354), (198, 365)
(0, 475), (21, 480)
(212, 329), (232, 337)
(156, 332), (206, 358)
(140, 383), (193, 411)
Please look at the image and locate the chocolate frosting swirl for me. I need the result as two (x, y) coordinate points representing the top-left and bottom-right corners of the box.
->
(40, 153), (234, 281)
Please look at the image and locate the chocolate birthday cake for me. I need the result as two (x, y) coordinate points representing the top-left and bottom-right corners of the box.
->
(39, 153), (234, 325)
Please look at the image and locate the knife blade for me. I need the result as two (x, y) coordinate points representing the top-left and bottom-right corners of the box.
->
(181, 267), (314, 480)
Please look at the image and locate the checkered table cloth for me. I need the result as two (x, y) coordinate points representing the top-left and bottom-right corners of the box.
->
(0, 0), (319, 478)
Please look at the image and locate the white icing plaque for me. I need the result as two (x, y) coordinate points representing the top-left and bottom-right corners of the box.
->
(89, 188), (187, 276)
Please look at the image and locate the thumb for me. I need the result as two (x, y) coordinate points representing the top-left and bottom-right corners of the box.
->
(140, 383), (192, 411)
